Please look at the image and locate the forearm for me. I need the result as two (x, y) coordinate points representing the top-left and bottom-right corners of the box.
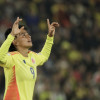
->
(0, 34), (14, 62)
(41, 35), (54, 60)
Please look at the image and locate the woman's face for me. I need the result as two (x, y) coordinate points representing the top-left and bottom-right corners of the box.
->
(13, 29), (32, 49)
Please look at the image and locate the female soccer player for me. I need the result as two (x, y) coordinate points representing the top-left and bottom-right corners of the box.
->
(0, 17), (59, 100)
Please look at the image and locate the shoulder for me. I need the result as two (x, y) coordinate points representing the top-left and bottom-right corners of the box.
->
(28, 50), (37, 54)
(7, 51), (19, 56)
(28, 50), (38, 55)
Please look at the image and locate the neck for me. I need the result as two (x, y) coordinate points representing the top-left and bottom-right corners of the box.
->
(17, 47), (29, 57)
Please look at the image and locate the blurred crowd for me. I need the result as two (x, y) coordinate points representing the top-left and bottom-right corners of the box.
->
(0, 0), (100, 100)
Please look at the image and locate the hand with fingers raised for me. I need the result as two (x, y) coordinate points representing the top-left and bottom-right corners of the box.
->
(10, 17), (24, 37)
(47, 19), (59, 37)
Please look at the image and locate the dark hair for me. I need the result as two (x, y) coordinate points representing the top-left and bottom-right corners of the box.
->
(5, 25), (28, 52)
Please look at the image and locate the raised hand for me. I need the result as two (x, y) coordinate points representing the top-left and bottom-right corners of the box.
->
(10, 17), (24, 37)
(47, 19), (59, 37)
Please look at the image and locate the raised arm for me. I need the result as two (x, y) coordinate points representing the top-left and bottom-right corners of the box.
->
(35, 19), (59, 66)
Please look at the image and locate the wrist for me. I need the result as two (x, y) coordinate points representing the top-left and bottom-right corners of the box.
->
(10, 32), (15, 37)
(48, 30), (55, 37)
(48, 34), (53, 37)
(48, 32), (55, 37)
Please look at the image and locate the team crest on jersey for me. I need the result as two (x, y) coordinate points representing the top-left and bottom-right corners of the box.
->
(31, 58), (35, 64)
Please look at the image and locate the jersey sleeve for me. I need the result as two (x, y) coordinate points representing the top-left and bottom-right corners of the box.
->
(0, 34), (14, 68)
(34, 35), (54, 66)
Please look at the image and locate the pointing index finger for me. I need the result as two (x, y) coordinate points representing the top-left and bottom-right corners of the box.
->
(15, 17), (22, 24)
(47, 19), (50, 27)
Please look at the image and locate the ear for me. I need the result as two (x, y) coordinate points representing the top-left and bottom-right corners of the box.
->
(12, 40), (19, 46)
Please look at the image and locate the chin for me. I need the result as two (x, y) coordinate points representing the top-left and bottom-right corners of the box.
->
(26, 44), (33, 49)
(28, 44), (33, 48)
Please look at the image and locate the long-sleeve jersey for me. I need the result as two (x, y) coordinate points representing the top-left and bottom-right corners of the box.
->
(0, 34), (54, 100)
